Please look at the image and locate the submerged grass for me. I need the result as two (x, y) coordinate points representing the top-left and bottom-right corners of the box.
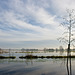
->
(1, 55), (75, 59)
(19, 55), (75, 59)
(0, 56), (16, 59)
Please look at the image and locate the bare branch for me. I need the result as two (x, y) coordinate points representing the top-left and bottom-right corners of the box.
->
(58, 9), (75, 48)
(71, 39), (75, 43)
(57, 37), (68, 44)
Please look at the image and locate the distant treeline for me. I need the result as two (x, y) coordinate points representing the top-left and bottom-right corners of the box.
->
(1, 47), (75, 53)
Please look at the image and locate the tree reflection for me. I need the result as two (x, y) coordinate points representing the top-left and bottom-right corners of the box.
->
(67, 50), (72, 75)
(25, 59), (33, 65)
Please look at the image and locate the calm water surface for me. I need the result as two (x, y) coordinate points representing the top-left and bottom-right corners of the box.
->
(0, 52), (75, 75)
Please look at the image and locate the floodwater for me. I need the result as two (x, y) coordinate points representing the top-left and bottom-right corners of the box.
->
(0, 52), (75, 75)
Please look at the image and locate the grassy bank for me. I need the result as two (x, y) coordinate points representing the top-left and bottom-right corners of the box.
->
(0, 55), (75, 59)
(0, 56), (16, 59)
(19, 55), (75, 59)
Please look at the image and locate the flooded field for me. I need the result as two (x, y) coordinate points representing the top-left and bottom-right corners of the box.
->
(0, 52), (75, 75)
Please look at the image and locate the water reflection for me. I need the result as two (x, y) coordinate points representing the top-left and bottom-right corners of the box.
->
(25, 59), (33, 65)
(67, 55), (72, 75)
(0, 51), (75, 75)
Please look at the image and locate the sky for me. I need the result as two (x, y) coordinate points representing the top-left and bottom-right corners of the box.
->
(0, 0), (75, 49)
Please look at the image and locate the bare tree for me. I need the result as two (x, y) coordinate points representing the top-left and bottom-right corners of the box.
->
(58, 9), (75, 56)
(57, 9), (75, 75)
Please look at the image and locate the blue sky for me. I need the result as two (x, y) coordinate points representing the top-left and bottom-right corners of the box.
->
(0, 0), (75, 49)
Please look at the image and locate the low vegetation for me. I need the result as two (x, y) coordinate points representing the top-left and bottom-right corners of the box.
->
(0, 55), (75, 59)
(19, 55), (75, 59)
(0, 56), (16, 59)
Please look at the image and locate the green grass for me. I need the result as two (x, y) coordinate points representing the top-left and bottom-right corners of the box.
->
(19, 55), (38, 59)
(0, 56), (16, 59)
(19, 55), (75, 59)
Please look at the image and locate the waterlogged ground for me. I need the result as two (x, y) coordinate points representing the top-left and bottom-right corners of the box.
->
(0, 59), (66, 75)
(0, 58), (75, 75)
(0, 52), (75, 75)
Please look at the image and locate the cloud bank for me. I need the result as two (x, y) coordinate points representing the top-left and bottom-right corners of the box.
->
(0, 0), (75, 48)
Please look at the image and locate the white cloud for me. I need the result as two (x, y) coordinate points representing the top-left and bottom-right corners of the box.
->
(7, 0), (59, 26)
(51, 0), (75, 15)
(0, 0), (62, 42)
(0, 0), (72, 48)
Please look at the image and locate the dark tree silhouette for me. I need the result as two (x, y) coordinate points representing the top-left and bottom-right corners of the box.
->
(58, 9), (75, 75)
(58, 9), (75, 56)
